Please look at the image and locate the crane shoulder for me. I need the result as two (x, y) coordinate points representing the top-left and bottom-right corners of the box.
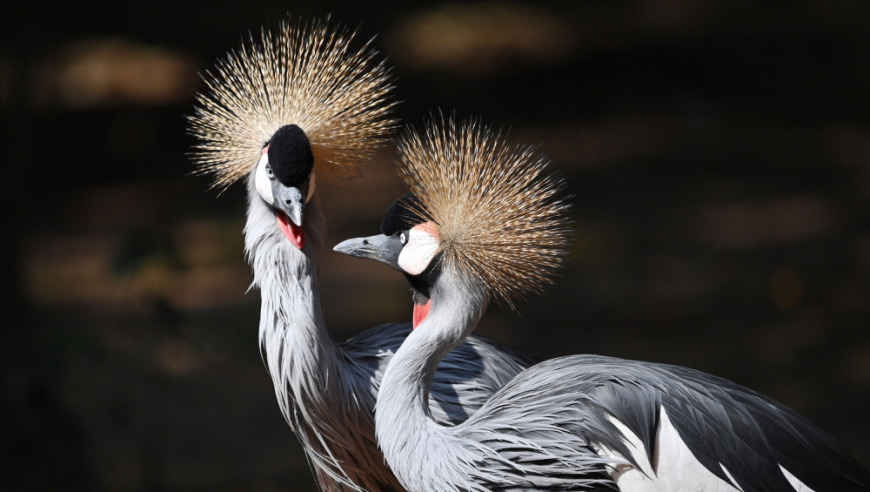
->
(341, 323), (539, 426)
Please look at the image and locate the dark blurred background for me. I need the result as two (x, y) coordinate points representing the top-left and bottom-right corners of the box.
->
(3, 1), (870, 490)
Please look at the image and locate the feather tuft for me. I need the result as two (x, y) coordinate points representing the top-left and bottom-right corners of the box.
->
(396, 114), (572, 308)
(188, 17), (397, 191)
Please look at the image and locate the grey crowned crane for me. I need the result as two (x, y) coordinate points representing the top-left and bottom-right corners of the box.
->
(334, 116), (870, 492)
(187, 18), (538, 491)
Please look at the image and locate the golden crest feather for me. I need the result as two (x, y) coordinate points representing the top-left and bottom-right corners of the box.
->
(396, 115), (572, 307)
(188, 17), (397, 191)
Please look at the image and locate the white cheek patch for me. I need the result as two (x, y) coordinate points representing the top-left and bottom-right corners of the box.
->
(398, 228), (439, 275)
(254, 154), (274, 205)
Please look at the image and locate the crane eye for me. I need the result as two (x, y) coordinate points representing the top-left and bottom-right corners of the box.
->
(266, 165), (275, 180)
(399, 232), (408, 245)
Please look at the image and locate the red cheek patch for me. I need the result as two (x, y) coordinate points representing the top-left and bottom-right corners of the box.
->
(412, 299), (432, 329)
(277, 213), (305, 249)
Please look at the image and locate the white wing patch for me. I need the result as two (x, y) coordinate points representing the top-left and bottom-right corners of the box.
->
(599, 415), (656, 478)
(595, 406), (742, 492)
(719, 464), (744, 492)
(780, 464), (815, 492)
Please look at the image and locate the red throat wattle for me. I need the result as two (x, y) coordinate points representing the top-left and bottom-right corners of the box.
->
(276, 213), (305, 249)
(412, 299), (432, 329)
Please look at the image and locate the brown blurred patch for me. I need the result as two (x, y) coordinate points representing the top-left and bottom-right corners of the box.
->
(698, 197), (836, 249)
(155, 337), (200, 376)
(845, 345), (870, 382)
(31, 38), (198, 108)
(23, 181), (250, 313)
(23, 229), (250, 312)
(519, 117), (674, 169)
(387, 2), (575, 75)
(769, 267), (804, 312)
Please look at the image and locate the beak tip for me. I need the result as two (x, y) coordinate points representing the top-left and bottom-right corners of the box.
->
(332, 239), (351, 254)
(274, 185), (306, 226)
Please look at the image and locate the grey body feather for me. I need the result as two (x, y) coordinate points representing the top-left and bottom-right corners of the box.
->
(458, 355), (870, 492)
(245, 177), (538, 491)
(376, 268), (870, 492)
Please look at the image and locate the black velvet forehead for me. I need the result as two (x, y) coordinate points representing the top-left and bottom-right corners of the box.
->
(380, 193), (428, 235)
(267, 124), (314, 187)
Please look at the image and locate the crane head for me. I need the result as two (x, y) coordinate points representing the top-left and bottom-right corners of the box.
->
(187, 17), (398, 249)
(254, 124), (316, 248)
(334, 194), (442, 327)
(335, 115), (572, 321)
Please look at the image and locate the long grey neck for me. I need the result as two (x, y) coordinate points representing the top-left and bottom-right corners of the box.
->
(244, 176), (404, 490)
(244, 176), (340, 419)
(375, 266), (488, 487)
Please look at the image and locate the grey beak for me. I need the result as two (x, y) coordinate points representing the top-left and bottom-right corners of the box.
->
(333, 234), (403, 271)
(272, 184), (305, 226)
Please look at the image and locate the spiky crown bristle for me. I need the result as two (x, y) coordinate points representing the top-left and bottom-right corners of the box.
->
(187, 17), (397, 191)
(396, 116), (572, 307)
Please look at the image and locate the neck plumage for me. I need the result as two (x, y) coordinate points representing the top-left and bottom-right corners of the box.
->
(246, 178), (367, 486)
(375, 267), (488, 488)
(245, 182), (339, 408)
(243, 177), (407, 491)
